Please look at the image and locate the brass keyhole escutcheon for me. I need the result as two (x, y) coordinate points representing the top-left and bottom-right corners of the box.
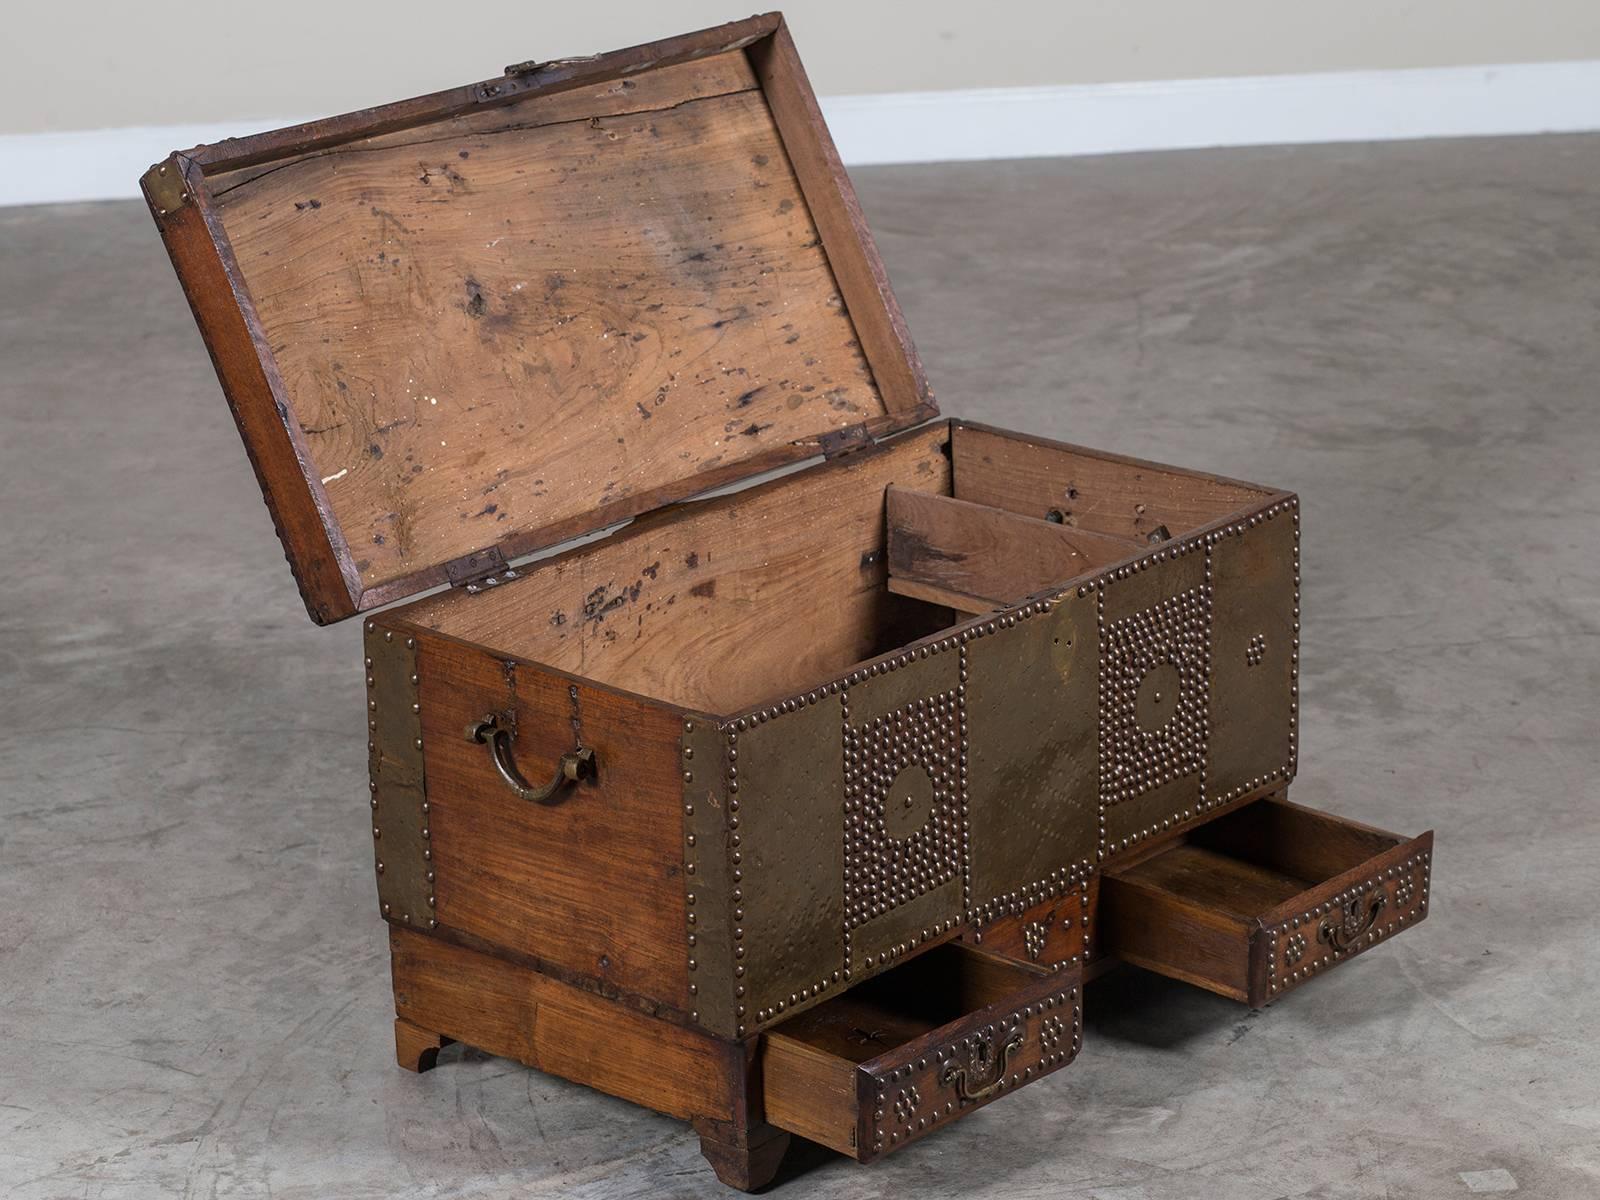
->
(1135, 661), (1182, 731)
(883, 764), (935, 840)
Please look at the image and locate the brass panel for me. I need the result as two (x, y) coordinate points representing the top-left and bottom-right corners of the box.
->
(1207, 501), (1300, 805)
(729, 695), (846, 1032)
(681, 717), (739, 1037)
(966, 594), (1097, 920)
(1095, 498), (1301, 858)
(841, 647), (965, 972)
(1096, 545), (1208, 857)
(365, 622), (433, 929)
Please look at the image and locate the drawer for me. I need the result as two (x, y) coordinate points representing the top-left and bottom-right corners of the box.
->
(1099, 793), (1432, 1006)
(760, 942), (1082, 1162)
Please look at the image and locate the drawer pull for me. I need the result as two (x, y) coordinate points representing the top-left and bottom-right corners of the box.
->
(1318, 889), (1387, 952)
(939, 1027), (1024, 1103)
(466, 712), (595, 803)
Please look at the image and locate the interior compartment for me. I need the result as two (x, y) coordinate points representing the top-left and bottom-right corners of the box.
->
(402, 421), (1275, 714)
(1099, 793), (1433, 1005)
(759, 942), (1078, 1159)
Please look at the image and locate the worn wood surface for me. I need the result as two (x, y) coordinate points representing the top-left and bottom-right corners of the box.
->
(1191, 792), (1405, 881)
(388, 925), (738, 1121)
(886, 485), (1138, 606)
(399, 621), (694, 1015)
(143, 161), (357, 624)
(882, 573), (994, 616)
(392, 1016), (452, 1073)
(693, 1119), (793, 1191)
(748, 20), (932, 421)
(212, 50), (903, 607)
(952, 422), (1271, 542)
(185, 14), (785, 176)
(404, 423), (954, 713)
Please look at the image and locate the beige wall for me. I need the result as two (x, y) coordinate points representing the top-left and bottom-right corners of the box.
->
(8, 1), (1600, 135)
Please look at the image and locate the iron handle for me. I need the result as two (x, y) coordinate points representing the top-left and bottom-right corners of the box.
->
(939, 1027), (1025, 1104)
(465, 712), (595, 803)
(1318, 889), (1387, 951)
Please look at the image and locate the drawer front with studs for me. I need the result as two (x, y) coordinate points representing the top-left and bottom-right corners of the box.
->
(1099, 793), (1432, 1007)
(760, 943), (1082, 1162)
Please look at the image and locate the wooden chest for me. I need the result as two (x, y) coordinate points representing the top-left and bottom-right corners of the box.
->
(143, 13), (1434, 1188)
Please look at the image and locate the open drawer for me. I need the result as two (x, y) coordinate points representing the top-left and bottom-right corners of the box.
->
(760, 943), (1081, 1162)
(1099, 793), (1432, 1006)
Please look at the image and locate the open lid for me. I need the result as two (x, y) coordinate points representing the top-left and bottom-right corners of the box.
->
(143, 13), (935, 623)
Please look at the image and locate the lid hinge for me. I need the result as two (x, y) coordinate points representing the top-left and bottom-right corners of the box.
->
(445, 546), (520, 594)
(819, 423), (875, 460)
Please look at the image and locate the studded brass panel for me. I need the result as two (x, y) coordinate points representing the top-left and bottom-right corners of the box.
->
(1207, 505), (1300, 806)
(844, 689), (965, 929)
(718, 496), (1299, 1035)
(965, 595), (1096, 919)
(681, 716), (739, 1036)
(1095, 497), (1301, 857)
(729, 697), (845, 1035)
(365, 622), (434, 930)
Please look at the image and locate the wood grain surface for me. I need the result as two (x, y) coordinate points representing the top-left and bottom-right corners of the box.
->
(211, 51), (893, 599)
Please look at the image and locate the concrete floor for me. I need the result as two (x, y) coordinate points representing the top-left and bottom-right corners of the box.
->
(3, 134), (1598, 1199)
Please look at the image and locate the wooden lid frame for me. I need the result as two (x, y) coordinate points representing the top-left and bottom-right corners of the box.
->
(143, 13), (934, 624)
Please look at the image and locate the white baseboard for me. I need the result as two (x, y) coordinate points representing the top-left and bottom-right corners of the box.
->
(5, 59), (1600, 208)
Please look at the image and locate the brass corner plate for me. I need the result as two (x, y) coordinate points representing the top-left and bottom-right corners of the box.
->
(365, 623), (434, 930)
(141, 156), (191, 217)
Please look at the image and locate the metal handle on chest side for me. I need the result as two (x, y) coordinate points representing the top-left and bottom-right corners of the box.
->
(465, 712), (595, 803)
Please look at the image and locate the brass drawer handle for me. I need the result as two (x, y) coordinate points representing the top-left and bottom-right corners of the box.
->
(465, 712), (595, 803)
(1318, 889), (1387, 952)
(939, 1027), (1024, 1104)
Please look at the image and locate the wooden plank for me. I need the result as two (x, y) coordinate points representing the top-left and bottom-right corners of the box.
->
(1191, 794), (1406, 883)
(885, 574), (996, 616)
(1098, 870), (1254, 1002)
(389, 926), (738, 1121)
(186, 14), (784, 174)
(760, 1035), (858, 1156)
(952, 422), (1272, 543)
(207, 52), (764, 195)
(212, 63), (893, 609)
(402, 623), (695, 1015)
(143, 159), (358, 623)
(748, 20), (934, 420)
(886, 486), (1138, 604)
(402, 423), (954, 715)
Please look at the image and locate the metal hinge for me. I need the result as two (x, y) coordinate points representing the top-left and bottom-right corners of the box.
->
(819, 423), (875, 460)
(444, 546), (520, 593)
(476, 54), (600, 102)
(504, 53), (598, 77)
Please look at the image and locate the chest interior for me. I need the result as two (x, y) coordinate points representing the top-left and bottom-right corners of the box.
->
(397, 420), (1273, 715)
